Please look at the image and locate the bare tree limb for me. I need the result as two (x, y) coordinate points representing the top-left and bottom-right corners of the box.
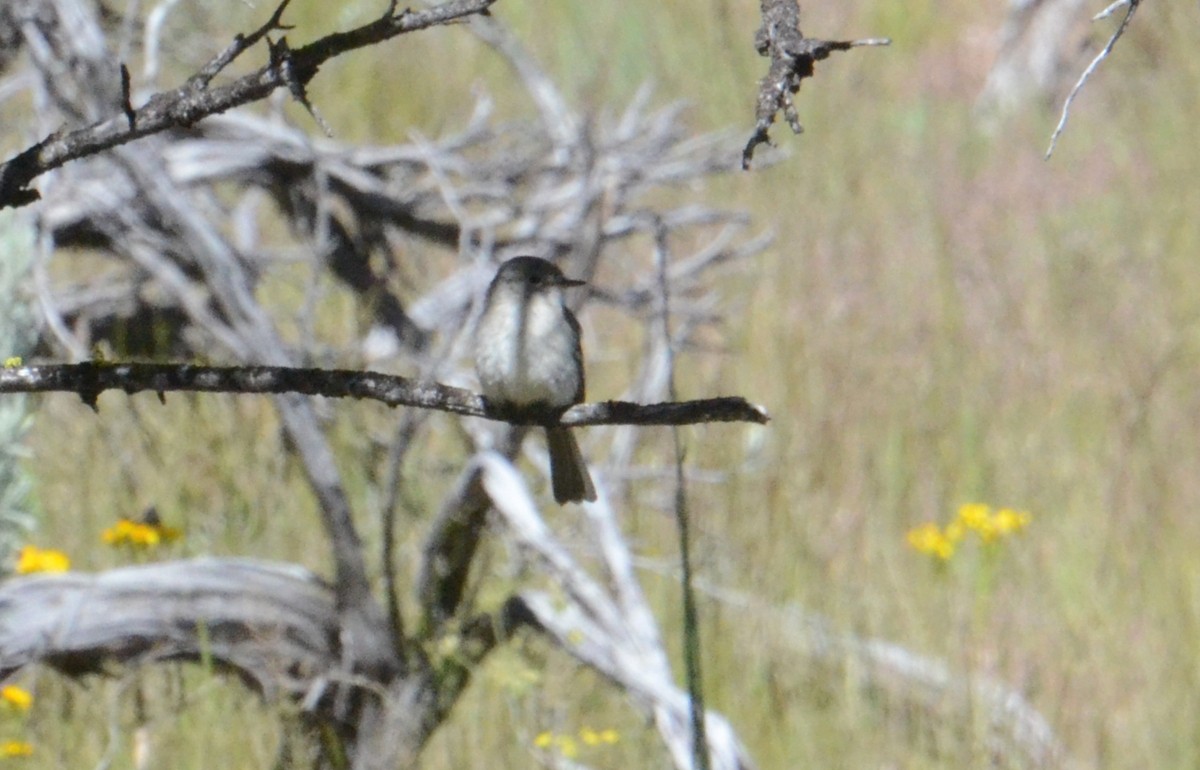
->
(415, 426), (524, 632)
(0, 362), (770, 426)
(0, 559), (340, 696)
(0, 558), (499, 770)
(479, 454), (756, 770)
(1045, 0), (1140, 158)
(743, 0), (889, 169)
(192, 0), (296, 89)
(0, 0), (497, 208)
(104, 145), (389, 646)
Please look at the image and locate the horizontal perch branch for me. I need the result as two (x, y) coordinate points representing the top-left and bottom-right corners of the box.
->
(0, 362), (770, 426)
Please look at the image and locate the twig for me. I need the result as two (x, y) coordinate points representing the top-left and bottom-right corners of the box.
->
(1093, 0), (1131, 21)
(742, 0), (889, 169)
(653, 223), (710, 770)
(1045, 0), (1140, 158)
(119, 63), (135, 128)
(190, 0), (295, 89)
(0, 0), (497, 208)
(269, 34), (335, 138)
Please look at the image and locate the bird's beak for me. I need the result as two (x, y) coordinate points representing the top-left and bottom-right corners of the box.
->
(559, 277), (586, 288)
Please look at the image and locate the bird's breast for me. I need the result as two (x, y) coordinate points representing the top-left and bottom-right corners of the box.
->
(475, 293), (581, 410)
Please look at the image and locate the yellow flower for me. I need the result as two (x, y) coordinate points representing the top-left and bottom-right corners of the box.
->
(957, 503), (992, 532)
(905, 522), (938, 551)
(906, 523), (955, 561)
(992, 508), (1031, 535)
(101, 518), (181, 549)
(579, 726), (619, 746)
(975, 518), (1000, 543)
(911, 503), (1033, 559)
(2, 357), (21, 369)
(0, 686), (31, 711)
(0, 741), (33, 757)
(14, 546), (70, 574)
(537, 727), (618, 756)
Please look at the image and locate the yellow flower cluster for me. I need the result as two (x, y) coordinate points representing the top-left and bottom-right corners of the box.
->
(0, 741), (32, 758)
(0, 688), (30, 713)
(0, 686), (33, 760)
(14, 546), (70, 574)
(533, 727), (619, 758)
(579, 727), (619, 746)
(906, 522), (957, 561)
(906, 503), (1031, 561)
(101, 518), (181, 548)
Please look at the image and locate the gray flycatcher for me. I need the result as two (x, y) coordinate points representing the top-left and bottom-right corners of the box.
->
(475, 256), (597, 504)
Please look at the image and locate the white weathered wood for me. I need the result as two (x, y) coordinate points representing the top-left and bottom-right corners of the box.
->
(0, 559), (339, 699)
(479, 453), (756, 770)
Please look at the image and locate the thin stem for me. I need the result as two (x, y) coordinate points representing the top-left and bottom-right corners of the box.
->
(653, 220), (710, 770)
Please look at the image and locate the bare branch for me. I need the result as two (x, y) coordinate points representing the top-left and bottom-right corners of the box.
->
(1045, 0), (1140, 158)
(0, 0), (497, 208)
(191, 0), (296, 89)
(743, 0), (889, 169)
(416, 453), (511, 630)
(479, 454), (756, 770)
(0, 558), (497, 770)
(0, 559), (339, 697)
(0, 362), (770, 426)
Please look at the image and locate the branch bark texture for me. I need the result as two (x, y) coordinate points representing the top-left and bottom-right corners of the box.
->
(0, 362), (770, 427)
(0, 0), (497, 208)
(0, 559), (339, 696)
(743, 0), (889, 169)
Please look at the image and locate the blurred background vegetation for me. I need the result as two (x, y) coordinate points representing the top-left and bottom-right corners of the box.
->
(8, 0), (1200, 767)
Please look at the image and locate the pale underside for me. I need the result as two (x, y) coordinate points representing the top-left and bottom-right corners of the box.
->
(474, 286), (582, 410)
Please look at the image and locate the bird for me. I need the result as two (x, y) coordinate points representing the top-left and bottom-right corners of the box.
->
(474, 256), (597, 504)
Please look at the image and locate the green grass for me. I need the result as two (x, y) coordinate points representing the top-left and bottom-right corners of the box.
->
(15, 0), (1200, 768)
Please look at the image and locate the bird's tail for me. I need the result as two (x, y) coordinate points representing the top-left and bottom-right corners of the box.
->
(546, 426), (596, 504)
